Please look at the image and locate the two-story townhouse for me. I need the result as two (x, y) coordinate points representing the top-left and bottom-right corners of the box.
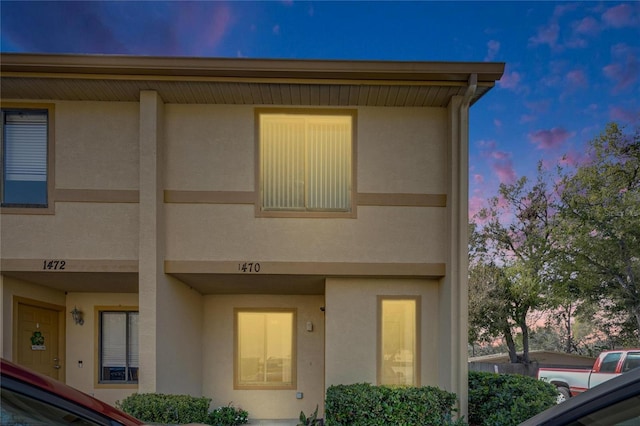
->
(0, 53), (504, 422)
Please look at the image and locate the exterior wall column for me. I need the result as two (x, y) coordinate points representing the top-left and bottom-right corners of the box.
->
(138, 90), (165, 393)
(138, 90), (204, 396)
(441, 95), (470, 418)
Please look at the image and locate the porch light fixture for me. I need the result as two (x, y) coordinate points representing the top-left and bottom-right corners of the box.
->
(70, 306), (84, 325)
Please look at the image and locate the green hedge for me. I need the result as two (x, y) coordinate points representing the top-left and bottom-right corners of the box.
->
(468, 371), (557, 426)
(116, 393), (248, 425)
(325, 383), (464, 426)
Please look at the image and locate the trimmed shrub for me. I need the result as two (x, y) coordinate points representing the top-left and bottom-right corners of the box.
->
(116, 393), (210, 424)
(468, 371), (557, 426)
(325, 383), (464, 425)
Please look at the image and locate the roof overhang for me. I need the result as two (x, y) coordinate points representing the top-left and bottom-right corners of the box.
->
(1, 53), (505, 107)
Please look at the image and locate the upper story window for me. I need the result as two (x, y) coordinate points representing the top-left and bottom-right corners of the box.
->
(1, 106), (53, 211)
(257, 110), (356, 218)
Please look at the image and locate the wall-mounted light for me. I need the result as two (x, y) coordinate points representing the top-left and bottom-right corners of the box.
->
(70, 306), (84, 325)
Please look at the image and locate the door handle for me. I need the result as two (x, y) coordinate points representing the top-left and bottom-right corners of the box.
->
(53, 364), (61, 369)
(53, 358), (61, 369)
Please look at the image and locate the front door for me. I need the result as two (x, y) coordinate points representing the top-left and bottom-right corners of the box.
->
(15, 298), (64, 380)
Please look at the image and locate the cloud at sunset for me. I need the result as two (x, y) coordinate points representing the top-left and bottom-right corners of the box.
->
(602, 3), (640, 28)
(528, 128), (575, 150)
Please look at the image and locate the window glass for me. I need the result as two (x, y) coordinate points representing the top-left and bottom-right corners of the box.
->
(236, 310), (294, 388)
(1, 109), (48, 207)
(99, 311), (138, 383)
(1, 386), (101, 426)
(600, 352), (622, 373)
(380, 298), (418, 386)
(623, 352), (640, 373)
(260, 113), (352, 213)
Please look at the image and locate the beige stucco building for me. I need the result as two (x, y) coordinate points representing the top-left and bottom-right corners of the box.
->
(0, 53), (503, 422)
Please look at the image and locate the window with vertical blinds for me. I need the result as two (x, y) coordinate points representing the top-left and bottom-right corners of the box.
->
(99, 310), (139, 384)
(259, 112), (353, 214)
(1, 109), (49, 207)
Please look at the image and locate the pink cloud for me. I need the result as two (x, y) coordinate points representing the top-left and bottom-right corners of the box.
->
(529, 23), (559, 48)
(558, 149), (587, 167)
(485, 40), (500, 61)
(525, 99), (551, 114)
(494, 118), (503, 128)
(491, 153), (517, 184)
(573, 16), (600, 35)
(469, 195), (486, 220)
(519, 114), (537, 123)
(566, 69), (588, 87)
(603, 43), (639, 92)
(497, 70), (522, 91)
(528, 127), (575, 150)
(473, 174), (485, 184)
(273, 24), (280, 35)
(602, 3), (640, 28)
(610, 106), (640, 124)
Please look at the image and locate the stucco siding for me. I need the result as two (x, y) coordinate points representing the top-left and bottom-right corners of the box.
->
(1, 203), (138, 259)
(56, 101), (139, 190)
(357, 107), (447, 194)
(165, 204), (446, 263)
(325, 278), (439, 388)
(202, 294), (325, 419)
(65, 292), (139, 406)
(165, 104), (255, 191)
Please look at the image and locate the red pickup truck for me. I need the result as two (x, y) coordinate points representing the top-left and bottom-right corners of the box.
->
(537, 349), (640, 402)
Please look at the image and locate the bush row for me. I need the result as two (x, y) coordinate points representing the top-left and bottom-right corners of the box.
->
(117, 371), (557, 426)
(324, 383), (464, 426)
(116, 393), (248, 426)
(468, 371), (557, 426)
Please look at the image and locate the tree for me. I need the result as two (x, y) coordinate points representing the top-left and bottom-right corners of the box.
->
(471, 167), (557, 363)
(555, 123), (640, 345)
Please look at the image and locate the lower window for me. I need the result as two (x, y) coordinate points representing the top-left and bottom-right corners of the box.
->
(98, 310), (138, 384)
(378, 297), (420, 386)
(235, 309), (295, 389)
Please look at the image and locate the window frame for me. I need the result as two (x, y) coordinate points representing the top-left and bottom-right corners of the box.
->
(234, 308), (297, 390)
(255, 108), (357, 218)
(1, 103), (55, 214)
(377, 296), (421, 387)
(94, 306), (139, 389)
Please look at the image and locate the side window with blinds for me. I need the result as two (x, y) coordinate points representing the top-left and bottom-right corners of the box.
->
(257, 110), (356, 217)
(98, 310), (139, 384)
(1, 109), (50, 208)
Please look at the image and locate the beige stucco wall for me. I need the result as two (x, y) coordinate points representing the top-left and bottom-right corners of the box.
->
(166, 204), (445, 263)
(202, 294), (325, 420)
(65, 292), (139, 406)
(164, 105), (448, 264)
(1, 203), (138, 259)
(325, 278), (439, 388)
(1, 276), (66, 360)
(56, 101), (139, 190)
(1, 100), (140, 260)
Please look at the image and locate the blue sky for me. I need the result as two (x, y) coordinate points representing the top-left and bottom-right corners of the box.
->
(2, 1), (639, 216)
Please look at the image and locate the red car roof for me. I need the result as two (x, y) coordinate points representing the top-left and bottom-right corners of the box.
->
(1, 358), (143, 425)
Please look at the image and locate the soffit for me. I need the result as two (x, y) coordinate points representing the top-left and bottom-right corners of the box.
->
(1, 53), (504, 107)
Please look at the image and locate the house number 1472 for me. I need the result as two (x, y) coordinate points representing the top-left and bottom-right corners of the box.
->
(238, 262), (260, 272)
(43, 260), (66, 270)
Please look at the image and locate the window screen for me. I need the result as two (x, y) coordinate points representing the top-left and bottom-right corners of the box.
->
(99, 311), (138, 383)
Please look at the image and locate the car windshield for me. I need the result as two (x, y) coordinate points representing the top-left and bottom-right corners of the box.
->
(1, 386), (102, 426)
(565, 394), (640, 426)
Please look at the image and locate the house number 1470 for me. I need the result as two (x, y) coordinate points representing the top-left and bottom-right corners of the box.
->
(238, 262), (260, 272)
